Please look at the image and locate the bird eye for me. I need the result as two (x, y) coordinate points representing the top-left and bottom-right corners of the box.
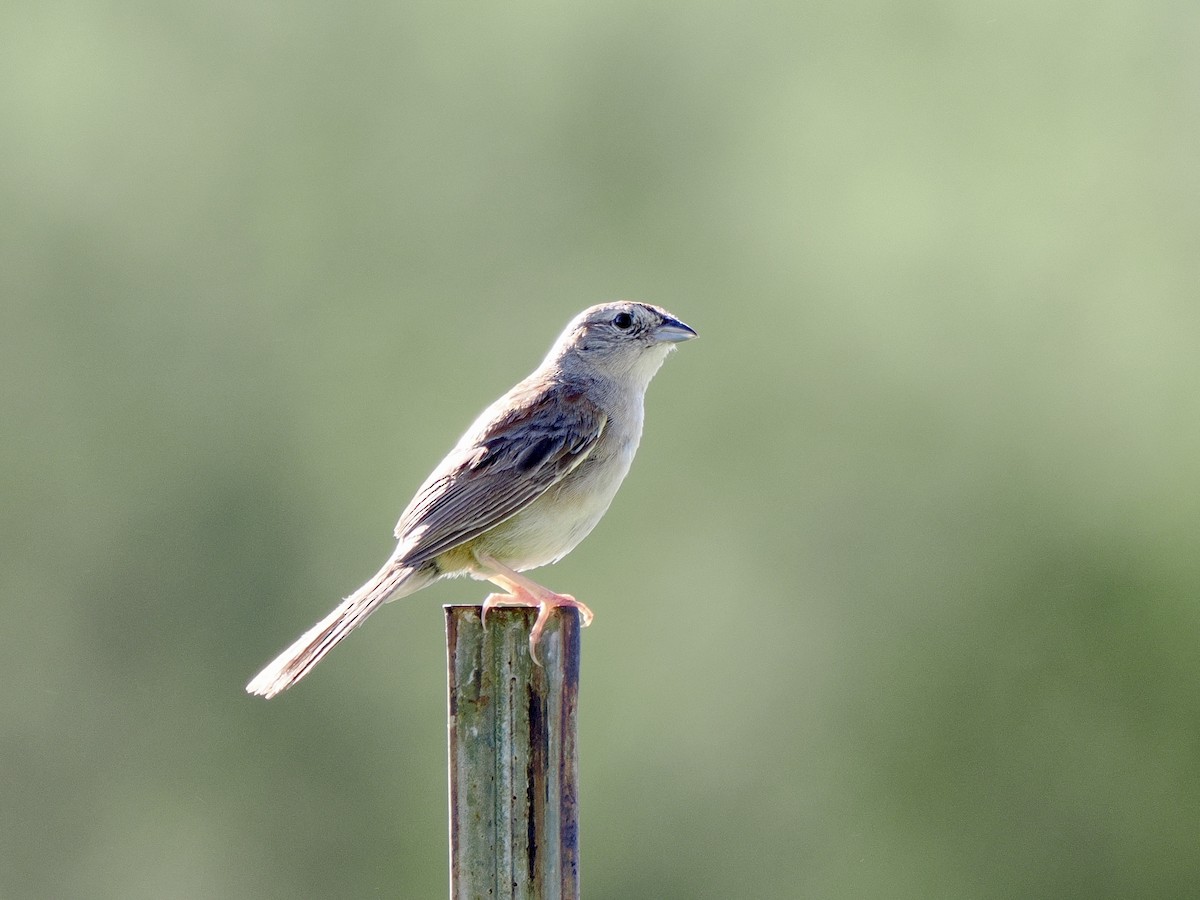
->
(612, 312), (634, 330)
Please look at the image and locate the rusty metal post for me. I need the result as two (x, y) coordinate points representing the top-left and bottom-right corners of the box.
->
(446, 605), (581, 900)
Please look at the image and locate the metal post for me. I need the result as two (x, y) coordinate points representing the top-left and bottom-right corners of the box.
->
(446, 605), (581, 900)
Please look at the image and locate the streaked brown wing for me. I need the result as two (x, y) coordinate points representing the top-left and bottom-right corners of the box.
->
(392, 381), (607, 567)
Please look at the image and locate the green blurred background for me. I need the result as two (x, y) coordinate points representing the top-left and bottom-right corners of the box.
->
(4, 2), (1199, 897)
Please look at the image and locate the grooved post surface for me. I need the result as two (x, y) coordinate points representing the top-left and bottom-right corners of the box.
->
(446, 605), (581, 900)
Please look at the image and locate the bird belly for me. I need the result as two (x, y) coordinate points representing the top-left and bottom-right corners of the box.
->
(473, 442), (636, 572)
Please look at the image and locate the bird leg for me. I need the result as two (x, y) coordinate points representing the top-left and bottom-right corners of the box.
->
(474, 553), (593, 665)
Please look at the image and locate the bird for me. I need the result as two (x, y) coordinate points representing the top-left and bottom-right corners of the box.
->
(246, 301), (696, 698)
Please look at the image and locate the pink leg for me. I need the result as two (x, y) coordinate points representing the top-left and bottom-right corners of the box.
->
(474, 553), (593, 665)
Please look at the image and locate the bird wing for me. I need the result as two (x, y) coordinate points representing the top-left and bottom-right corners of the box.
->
(392, 381), (607, 567)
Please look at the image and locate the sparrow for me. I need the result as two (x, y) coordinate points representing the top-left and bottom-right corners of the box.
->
(246, 301), (696, 698)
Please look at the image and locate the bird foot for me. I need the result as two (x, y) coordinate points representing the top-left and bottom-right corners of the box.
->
(481, 590), (593, 666)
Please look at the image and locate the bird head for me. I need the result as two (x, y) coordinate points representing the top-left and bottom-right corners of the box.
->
(549, 301), (697, 387)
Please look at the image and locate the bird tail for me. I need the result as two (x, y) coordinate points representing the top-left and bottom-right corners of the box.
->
(246, 558), (433, 699)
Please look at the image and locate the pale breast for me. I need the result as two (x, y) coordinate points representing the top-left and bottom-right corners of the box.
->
(473, 409), (642, 572)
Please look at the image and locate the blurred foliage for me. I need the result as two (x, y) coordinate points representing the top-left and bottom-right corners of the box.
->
(3, 1), (1199, 898)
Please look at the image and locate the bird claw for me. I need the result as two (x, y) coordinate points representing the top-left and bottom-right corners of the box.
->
(528, 593), (593, 666)
(481, 592), (517, 629)
(480, 591), (593, 666)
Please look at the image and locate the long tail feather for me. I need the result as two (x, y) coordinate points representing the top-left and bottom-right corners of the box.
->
(246, 559), (430, 699)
